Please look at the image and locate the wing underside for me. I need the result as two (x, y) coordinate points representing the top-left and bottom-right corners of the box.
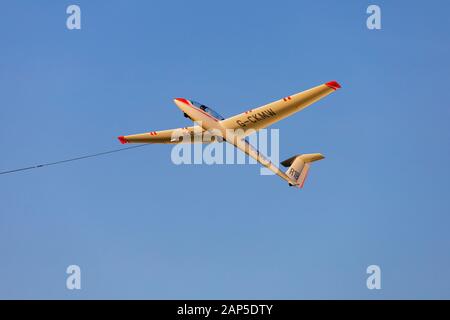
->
(118, 126), (221, 144)
(220, 81), (341, 136)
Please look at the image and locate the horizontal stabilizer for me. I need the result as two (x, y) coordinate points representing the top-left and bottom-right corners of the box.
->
(281, 153), (324, 167)
(281, 153), (324, 188)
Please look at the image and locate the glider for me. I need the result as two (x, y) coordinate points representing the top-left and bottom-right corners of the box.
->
(118, 81), (341, 188)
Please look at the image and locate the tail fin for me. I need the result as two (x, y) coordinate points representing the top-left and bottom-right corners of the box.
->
(281, 153), (324, 188)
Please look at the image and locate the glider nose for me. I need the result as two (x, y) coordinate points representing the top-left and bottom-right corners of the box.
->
(174, 98), (191, 113)
(174, 98), (190, 106)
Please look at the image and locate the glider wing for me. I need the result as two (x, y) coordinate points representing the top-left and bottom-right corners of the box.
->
(118, 126), (220, 144)
(220, 81), (341, 136)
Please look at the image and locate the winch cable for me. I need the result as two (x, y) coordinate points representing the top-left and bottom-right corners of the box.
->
(0, 144), (149, 176)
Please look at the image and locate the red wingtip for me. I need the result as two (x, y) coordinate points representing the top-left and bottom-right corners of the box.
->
(118, 136), (128, 144)
(325, 81), (341, 90)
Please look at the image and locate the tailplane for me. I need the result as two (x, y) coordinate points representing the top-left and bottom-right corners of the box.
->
(281, 153), (325, 188)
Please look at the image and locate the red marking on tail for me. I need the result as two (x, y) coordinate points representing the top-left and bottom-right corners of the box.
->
(299, 169), (309, 188)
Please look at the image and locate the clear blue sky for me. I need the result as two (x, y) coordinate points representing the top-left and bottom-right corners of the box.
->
(1, 0), (450, 299)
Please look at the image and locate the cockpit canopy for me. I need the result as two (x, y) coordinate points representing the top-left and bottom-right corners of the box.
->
(190, 100), (225, 120)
